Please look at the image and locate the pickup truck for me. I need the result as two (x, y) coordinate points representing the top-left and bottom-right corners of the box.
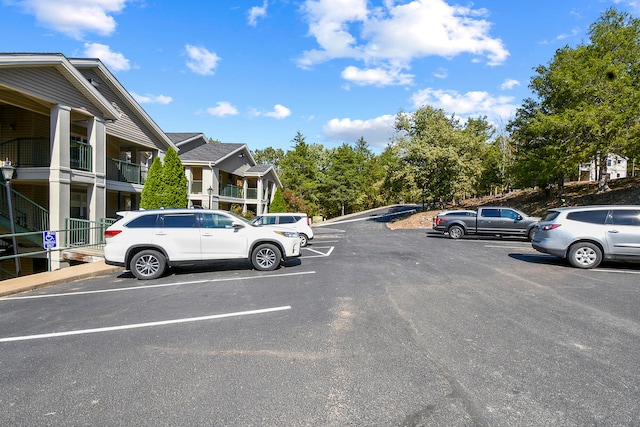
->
(432, 207), (540, 240)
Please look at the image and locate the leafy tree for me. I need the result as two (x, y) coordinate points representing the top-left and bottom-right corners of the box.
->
(269, 187), (287, 212)
(253, 147), (285, 171)
(140, 156), (163, 209)
(509, 8), (640, 192)
(391, 106), (488, 206)
(319, 143), (362, 217)
(279, 131), (325, 214)
(161, 148), (188, 208)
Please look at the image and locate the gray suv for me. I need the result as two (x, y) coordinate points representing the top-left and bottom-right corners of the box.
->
(531, 205), (640, 268)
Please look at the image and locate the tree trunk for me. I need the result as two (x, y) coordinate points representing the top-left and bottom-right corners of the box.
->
(597, 153), (610, 193)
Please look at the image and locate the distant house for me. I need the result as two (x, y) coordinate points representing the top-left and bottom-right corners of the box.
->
(579, 154), (628, 182)
(169, 133), (280, 215)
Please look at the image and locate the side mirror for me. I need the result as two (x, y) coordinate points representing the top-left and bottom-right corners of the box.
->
(516, 215), (523, 220)
(231, 221), (245, 229)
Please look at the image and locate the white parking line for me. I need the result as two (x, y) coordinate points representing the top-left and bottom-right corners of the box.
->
(0, 271), (316, 301)
(302, 246), (334, 258)
(0, 306), (292, 343)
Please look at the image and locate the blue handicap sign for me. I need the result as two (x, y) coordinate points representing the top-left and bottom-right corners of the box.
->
(43, 231), (57, 249)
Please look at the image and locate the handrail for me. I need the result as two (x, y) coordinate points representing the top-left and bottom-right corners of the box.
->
(0, 183), (49, 232)
(0, 137), (50, 167)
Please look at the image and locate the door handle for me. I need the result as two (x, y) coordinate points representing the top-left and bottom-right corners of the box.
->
(607, 230), (619, 234)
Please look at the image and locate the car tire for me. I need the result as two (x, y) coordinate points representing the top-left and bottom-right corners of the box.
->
(568, 242), (602, 269)
(251, 243), (281, 271)
(299, 233), (309, 247)
(448, 225), (464, 240)
(527, 228), (535, 241)
(130, 249), (167, 280)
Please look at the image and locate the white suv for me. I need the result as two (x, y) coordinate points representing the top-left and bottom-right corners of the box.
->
(104, 209), (301, 279)
(251, 213), (314, 247)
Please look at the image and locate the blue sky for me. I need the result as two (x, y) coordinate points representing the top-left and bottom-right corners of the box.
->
(1, 0), (639, 153)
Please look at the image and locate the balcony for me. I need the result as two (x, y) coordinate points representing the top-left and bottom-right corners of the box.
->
(107, 158), (145, 184)
(0, 137), (93, 172)
(220, 184), (242, 198)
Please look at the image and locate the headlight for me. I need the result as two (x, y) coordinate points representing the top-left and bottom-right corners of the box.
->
(275, 231), (299, 238)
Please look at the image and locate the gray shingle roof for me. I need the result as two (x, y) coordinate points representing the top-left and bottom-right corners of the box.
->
(178, 141), (246, 162)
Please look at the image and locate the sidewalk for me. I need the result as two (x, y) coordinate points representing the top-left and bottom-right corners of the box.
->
(0, 261), (123, 298)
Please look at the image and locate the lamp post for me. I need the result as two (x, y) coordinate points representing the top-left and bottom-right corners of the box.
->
(2, 160), (20, 277)
(207, 186), (213, 209)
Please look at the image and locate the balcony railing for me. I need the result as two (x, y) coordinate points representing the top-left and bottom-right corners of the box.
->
(246, 188), (258, 199)
(0, 137), (93, 172)
(220, 184), (242, 198)
(107, 158), (144, 184)
(70, 140), (92, 172)
(190, 180), (203, 194)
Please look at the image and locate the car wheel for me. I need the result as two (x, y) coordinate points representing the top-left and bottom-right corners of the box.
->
(251, 243), (281, 271)
(527, 228), (535, 241)
(448, 225), (464, 240)
(130, 249), (166, 280)
(568, 242), (602, 269)
(299, 233), (308, 247)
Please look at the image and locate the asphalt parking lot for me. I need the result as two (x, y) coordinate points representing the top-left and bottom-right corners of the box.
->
(1, 207), (638, 426)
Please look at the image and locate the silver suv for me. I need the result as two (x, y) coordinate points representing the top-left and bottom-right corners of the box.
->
(104, 209), (301, 279)
(251, 213), (314, 247)
(531, 205), (640, 268)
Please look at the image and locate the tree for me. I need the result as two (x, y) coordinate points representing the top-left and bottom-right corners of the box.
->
(269, 187), (287, 212)
(391, 106), (488, 206)
(509, 8), (640, 192)
(253, 147), (285, 171)
(161, 148), (188, 208)
(140, 156), (164, 209)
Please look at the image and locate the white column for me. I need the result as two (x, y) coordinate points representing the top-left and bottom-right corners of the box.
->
(49, 104), (72, 270)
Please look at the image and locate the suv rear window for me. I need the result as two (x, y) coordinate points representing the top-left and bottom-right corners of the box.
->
(566, 210), (608, 224)
(126, 214), (158, 228)
(161, 213), (198, 228)
(610, 209), (640, 226)
(279, 216), (297, 224)
(542, 211), (561, 221)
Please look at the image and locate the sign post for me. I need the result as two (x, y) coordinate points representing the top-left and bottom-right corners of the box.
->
(43, 231), (57, 271)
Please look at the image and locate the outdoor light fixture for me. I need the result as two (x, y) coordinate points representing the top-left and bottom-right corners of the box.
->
(207, 186), (214, 209)
(1, 159), (20, 277)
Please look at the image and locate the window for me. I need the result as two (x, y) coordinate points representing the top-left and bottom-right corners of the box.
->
(161, 213), (198, 228)
(566, 210), (608, 225)
(481, 208), (500, 218)
(610, 210), (640, 226)
(279, 216), (297, 224)
(501, 209), (521, 220)
(126, 214), (158, 228)
(255, 216), (277, 225)
(202, 213), (234, 229)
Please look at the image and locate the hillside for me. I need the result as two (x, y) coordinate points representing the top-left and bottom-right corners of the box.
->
(388, 176), (640, 229)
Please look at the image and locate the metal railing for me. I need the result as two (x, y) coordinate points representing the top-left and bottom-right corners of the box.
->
(246, 188), (258, 199)
(220, 184), (242, 198)
(190, 180), (203, 194)
(0, 137), (50, 167)
(0, 184), (49, 232)
(107, 158), (144, 184)
(0, 137), (92, 172)
(0, 218), (117, 280)
(70, 140), (92, 172)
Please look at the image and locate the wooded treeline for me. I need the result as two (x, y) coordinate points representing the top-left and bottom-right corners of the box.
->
(253, 8), (640, 219)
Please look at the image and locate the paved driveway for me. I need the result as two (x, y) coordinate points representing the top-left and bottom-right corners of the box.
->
(1, 206), (638, 426)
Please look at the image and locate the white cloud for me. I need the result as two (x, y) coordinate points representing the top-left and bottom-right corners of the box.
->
(185, 45), (220, 76)
(9, 0), (126, 39)
(248, 1), (268, 26)
(501, 78), (521, 90)
(83, 42), (130, 72)
(298, 0), (508, 86)
(411, 88), (517, 120)
(323, 114), (396, 148)
(433, 68), (448, 79)
(252, 104), (291, 119)
(341, 65), (413, 86)
(130, 92), (173, 105)
(206, 102), (238, 117)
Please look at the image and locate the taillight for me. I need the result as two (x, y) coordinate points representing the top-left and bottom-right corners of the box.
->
(540, 223), (561, 231)
(307, 217), (311, 226)
(434, 217), (443, 226)
(104, 229), (122, 238)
